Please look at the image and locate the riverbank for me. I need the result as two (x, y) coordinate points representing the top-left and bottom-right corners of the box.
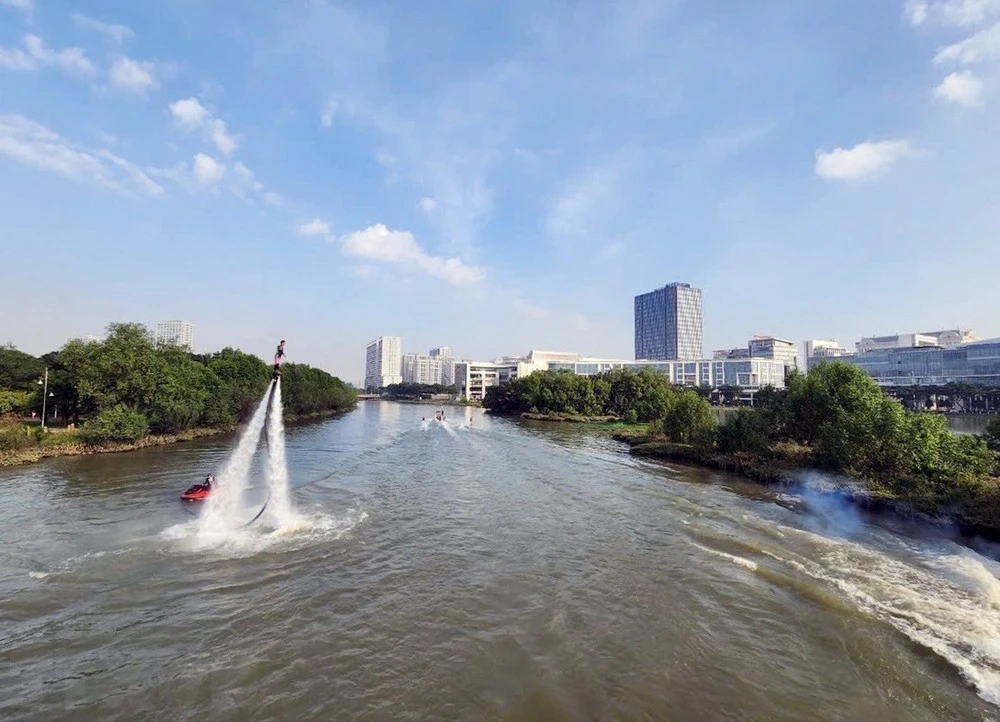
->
(610, 426), (1000, 541)
(0, 405), (356, 469)
(520, 412), (620, 423)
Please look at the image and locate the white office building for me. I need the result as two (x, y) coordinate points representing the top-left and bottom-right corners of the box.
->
(748, 335), (798, 372)
(805, 339), (849, 370)
(156, 321), (194, 349)
(365, 336), (403, 391)
(454, 349), (787, 401)
(402, 353), (443, 385)
(429, 346), (456, 386)
(855, 329), (977, 353)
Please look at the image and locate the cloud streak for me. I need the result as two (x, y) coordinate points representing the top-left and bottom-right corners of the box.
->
(0, 114), (163, 197)
(109, 55), (158, 93)
(0, 34), (94, 75)
(73, 13), (134, 44)
(168, 97), (239, 154)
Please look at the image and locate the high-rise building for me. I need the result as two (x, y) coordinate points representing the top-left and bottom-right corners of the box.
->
(429, 346), (455, 385)
(156, 320), (194, 349)
(364, 336), (403, 391)
(402, 353), (443, 385)
(633, 283), (703, 360)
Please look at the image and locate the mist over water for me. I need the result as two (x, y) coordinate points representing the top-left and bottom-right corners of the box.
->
(1, 402), (998, 721)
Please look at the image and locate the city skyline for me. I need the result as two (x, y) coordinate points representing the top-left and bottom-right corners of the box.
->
(1, 1), (999, 383)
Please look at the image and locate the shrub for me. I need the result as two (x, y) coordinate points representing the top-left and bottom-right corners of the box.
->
(80, 406), (149, 444)
(0, 389), (29, 415)
(0, 423), (31, 451)
(717, 408), (772, 456)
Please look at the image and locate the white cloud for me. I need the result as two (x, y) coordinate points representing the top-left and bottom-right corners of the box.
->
(338, 224), (485, 286)
(906, 0), (930, 24)
(913, 0), (1000, 26)
(192, 153), (225, 186)
(321, 99), (339, 128)
(208, 119), (238, 154)
(299, 218), (330, 236)
(168, 97), (239, 154)
(814, 140), (912, 180)
(934, 70), (985, 104)
(0, 0), (32, 9)
(152, 155), (279, 205)
(231, 161), (281, 201)
(934, 22), (1000, 63)
(169, 97), (210, 129)
(0, 34), (94, 75)
(0, 114), (164, 197)
(419, 196), (437, 214)
(109, 56), (157, 93)
(72, 13), (134, 44)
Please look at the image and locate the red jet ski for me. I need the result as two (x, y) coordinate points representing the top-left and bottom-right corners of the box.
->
(180, 476), (215, 501)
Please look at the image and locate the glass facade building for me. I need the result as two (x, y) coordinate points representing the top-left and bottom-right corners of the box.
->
(832, 340), (1000, 387)
(634, 283), (703, 360)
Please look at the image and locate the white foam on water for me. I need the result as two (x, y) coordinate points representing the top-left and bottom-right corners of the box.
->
(690, 541), (759, 572)
(767, 525), (1000, 708)
(160, 508), (368, 558)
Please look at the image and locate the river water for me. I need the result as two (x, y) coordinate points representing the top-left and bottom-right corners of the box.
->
(2, 401), (999, 721)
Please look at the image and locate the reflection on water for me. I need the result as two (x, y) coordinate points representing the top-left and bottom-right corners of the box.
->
(0, 402), (995, 721)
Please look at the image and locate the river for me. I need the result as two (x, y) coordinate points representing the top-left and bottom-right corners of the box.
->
(2, 401), (999, 721)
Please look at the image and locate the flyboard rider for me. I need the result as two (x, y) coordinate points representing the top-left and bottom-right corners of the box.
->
(272, 340), (285, 380)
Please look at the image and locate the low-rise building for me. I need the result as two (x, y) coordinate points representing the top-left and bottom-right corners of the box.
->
(855, 329), (977, 353)
(455, 349), (788, 401)
(805, 339), (849, 370)
(748, 335), (798, 372)
(454, 360), (524, 401)
(825, 338), (1000, 387)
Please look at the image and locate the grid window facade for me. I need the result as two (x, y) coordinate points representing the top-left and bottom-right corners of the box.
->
(634, 283), (703, 361)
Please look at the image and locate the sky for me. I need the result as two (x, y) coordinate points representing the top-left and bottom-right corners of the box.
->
(1, 0), (998, 384)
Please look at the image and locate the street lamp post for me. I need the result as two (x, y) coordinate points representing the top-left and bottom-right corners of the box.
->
(38, 367), (49, 430)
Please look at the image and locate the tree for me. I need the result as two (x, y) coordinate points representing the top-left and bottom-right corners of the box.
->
(0, 345), (45, 391)
(662, 389), (717, 449)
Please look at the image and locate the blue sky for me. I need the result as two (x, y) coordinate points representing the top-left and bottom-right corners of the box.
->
(1, 0), (998, 384)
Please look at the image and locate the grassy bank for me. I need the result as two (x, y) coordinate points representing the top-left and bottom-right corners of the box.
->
(520, 412), (620, 423)
(0, 425), (236, 468)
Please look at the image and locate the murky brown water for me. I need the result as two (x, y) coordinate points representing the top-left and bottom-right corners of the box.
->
(1, 402), (998, 721)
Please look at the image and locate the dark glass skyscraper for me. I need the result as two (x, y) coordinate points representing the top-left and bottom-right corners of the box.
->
(634, 283), (703, 360)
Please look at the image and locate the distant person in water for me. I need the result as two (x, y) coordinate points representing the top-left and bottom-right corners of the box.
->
(204, 474), (214, 490)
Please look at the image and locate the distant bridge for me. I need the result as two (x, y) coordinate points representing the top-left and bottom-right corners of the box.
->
(357, 394), (380, 399)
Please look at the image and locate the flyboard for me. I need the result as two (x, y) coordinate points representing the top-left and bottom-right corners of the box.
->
(179, 341), (285, 527)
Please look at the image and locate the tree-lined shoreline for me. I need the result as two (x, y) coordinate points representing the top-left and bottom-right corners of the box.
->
(0, 323), (356, 467)
(485, 364), (1000, 537)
